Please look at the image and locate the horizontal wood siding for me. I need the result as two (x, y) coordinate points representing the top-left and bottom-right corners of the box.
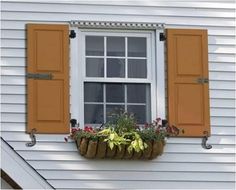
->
(1, 0), (235, 189)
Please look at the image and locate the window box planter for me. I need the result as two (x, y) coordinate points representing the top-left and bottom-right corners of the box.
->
(76, 138), (165, 160)
(66, 112), (183, 160)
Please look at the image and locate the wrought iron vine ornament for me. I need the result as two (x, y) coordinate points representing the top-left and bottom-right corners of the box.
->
(202, 131), (212, 149)
(26, 128), (37, 147)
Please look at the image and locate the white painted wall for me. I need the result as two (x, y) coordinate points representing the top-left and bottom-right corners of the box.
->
(1, 0), (235, 189)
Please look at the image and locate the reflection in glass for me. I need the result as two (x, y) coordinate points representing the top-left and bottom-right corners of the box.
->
(106, 105), (125, 123)
(128, 59), (147, 78)
(84, 104), (104, 124)
(106, 84), (125, 103)
(107, 37), (125, 56)
(86, 36), (104, 56)
(107, 58), (125, 78)
(127, 105), (146, 124)
(84, 83), (103, 102)
(127, 84), (146, 103)
(86, 58), (104, 77)
(128, 37), (146, 57)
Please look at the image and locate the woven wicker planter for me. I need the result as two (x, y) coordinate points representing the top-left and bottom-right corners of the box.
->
(76, 137), (165, 160)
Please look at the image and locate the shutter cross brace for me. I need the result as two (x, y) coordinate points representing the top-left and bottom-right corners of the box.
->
(26, 128), (37, 147)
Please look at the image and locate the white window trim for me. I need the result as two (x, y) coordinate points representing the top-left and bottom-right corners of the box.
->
(70, 27), (165, 126)
(155, 30), (166, 120)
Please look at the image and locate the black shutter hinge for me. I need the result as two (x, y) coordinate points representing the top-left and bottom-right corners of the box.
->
(70, 119), (77, 127)
(69, 30), (76, 39)
(159, 32), (166, 41)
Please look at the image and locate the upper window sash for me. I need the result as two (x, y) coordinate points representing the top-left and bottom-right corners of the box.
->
(79, 30), (154, 83)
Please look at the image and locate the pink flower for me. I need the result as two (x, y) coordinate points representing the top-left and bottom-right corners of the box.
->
(71, 128), (78, 133)
(84, 126), (94, 132)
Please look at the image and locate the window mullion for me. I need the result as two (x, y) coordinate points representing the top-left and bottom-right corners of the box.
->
(103, 83), (106, 123)
(104, 36), (107, 79)
(125, 84), (127, 112)
(125, 37), (128, 79)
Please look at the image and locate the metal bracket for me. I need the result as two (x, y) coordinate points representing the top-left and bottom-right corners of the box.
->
(69, 30), (76, 38)
(197, 77), (209, 84)
(70, 119), (77, 127)
(203, 78), (209, 83)
(26, 128), (37, 147)
(201, 131), (212, 149)
(159, 32), (166, 41)
(27, 73), (53, 80)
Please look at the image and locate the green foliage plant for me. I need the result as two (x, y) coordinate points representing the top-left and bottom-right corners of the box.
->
(66, 111), (184, 154)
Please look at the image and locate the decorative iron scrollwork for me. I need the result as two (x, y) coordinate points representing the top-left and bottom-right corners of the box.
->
(26, 128), (37, 147)
(202, 131), (212, 149)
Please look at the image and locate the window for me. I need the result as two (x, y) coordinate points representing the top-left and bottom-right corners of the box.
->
(27, 23), (209, 136)
(71, 28), (165, 127)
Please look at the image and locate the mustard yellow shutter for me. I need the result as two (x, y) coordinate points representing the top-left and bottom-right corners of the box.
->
(27, 24), (70, 133)
(167, 29), (210, 137)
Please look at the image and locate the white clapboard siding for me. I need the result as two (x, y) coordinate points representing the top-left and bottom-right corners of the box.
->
(2, 29), (235, 44)
(1, 103), (235, 114)
(1, 115), (236, 126)
(48, 181), (235, 190)
(2, 131), (235, 144)
(1, 57), (26, 67)
(18, 151), (235, 163)
(1, 0), (235, 189)
(38, 170), (235, 181)
(7, 141), (235, 154)
(1, 122), (235, 135)
(7, 6), (233, 18)
(27, 160), (235, 172)
(1, 81), (235, 93)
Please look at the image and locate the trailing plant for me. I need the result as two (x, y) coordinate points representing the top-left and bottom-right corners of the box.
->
(65, 111), (184, 155)
(138, 118), (184, 141)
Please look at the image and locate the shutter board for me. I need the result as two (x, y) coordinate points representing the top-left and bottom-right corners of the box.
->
(167, 29), (210, 137)
(27, 24), (70, 134)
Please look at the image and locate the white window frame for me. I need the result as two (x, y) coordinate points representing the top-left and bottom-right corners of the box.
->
(70, 27), (165, 126)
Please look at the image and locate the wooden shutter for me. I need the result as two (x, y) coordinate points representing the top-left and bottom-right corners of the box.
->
(167, 29), (210, 137)
(27, 24), (70, 134)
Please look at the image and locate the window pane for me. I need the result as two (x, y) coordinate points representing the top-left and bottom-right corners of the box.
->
(86, 58), (104, 77)
(128, 59), (147, 78)
(84, 83), (103, 102)
(106, 105), (125, 123)
(84, 104), (104, 124)
(107, 58), (125, 78)
(106, 84), (125, 103)
(86, 36), (104, 56)
(128, 37), (146, 57)
(127, 105), (146, 124)
(107, 37), (125, 56)
(127, 84), (146, 103)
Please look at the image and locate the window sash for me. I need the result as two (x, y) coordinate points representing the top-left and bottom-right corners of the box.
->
(70, 28), (165, 127)
(82, 31), (152, 83)
(84, 83), (150, 124)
